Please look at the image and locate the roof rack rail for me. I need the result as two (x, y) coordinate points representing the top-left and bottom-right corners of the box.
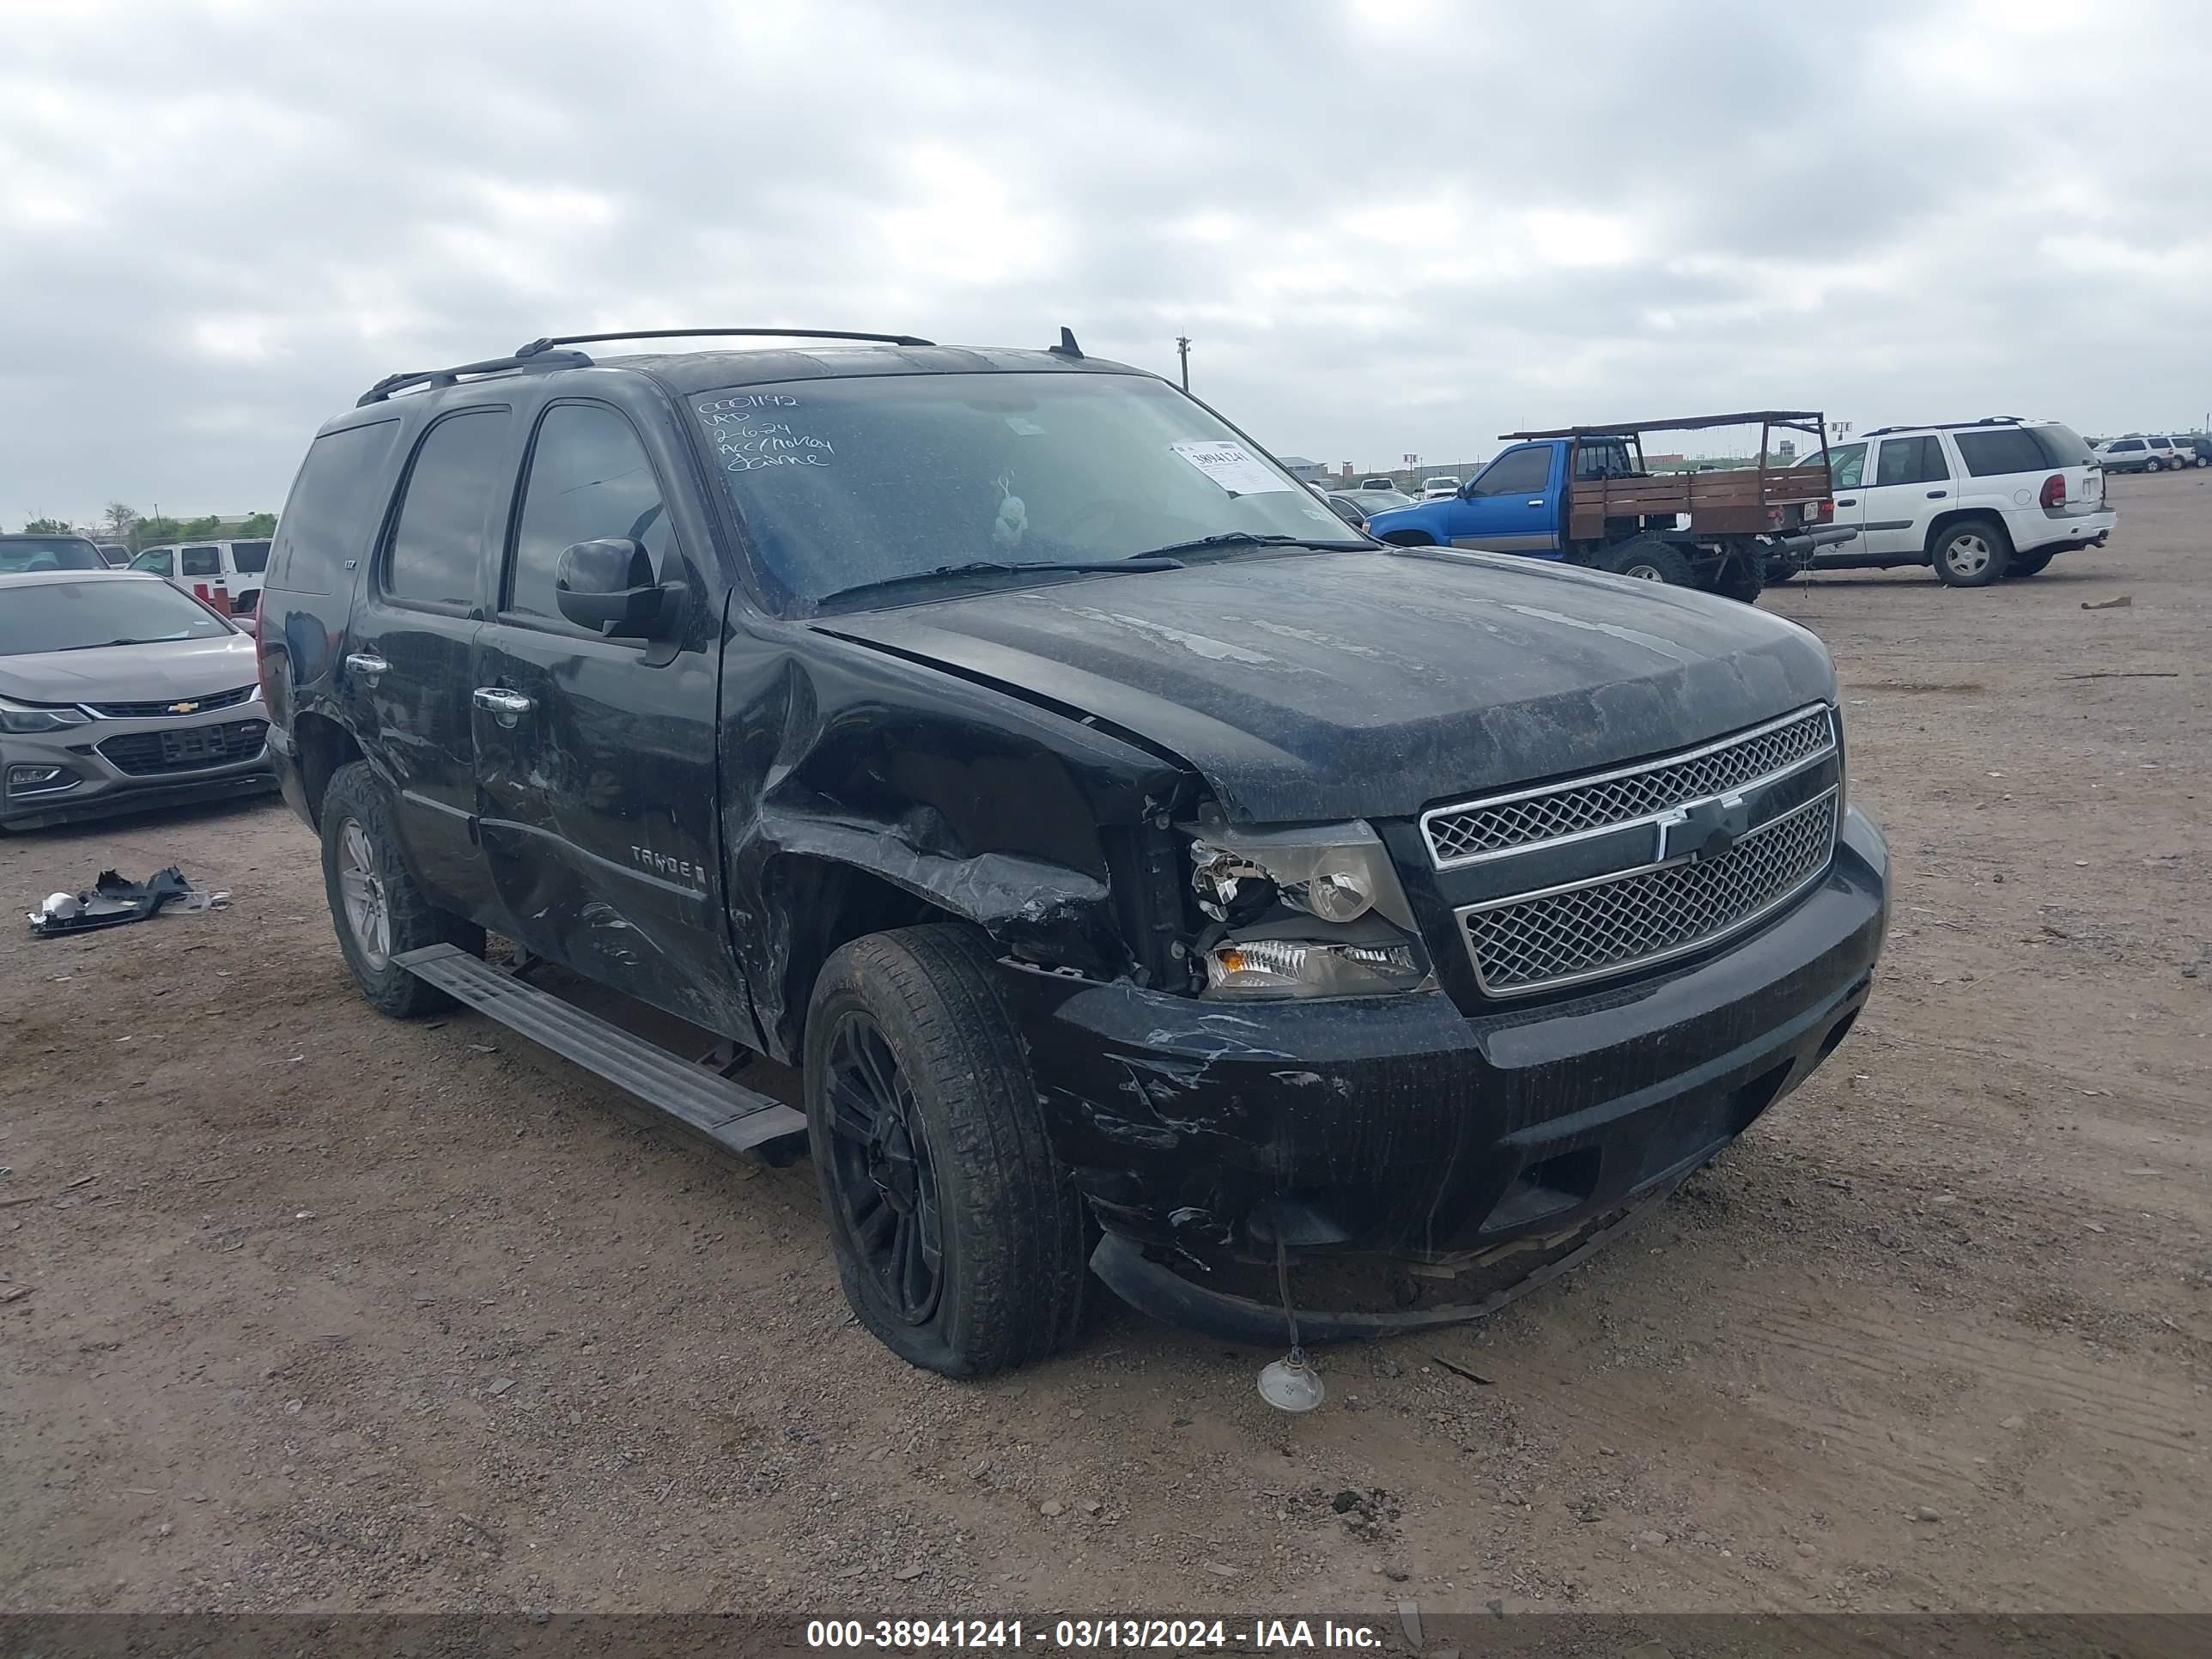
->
(512, 327), (935, 357)
(356, 349), (592, 408)
(1863, 416), (2031, 437)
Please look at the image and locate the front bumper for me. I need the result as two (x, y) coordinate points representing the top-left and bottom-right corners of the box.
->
(1, 706), (277, 831)
(1001, 805), (1887, 1334)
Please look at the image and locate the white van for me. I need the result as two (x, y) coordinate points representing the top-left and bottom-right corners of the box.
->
(129, 538), (271, 614)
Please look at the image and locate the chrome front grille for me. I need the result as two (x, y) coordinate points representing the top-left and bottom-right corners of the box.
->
(1422, 705), (1837, 867)
(1460, 791), (1838, 996)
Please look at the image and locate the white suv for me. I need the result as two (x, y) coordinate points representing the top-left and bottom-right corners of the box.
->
(1799, 418), (2113, 586)
(129, 538), (271, 615)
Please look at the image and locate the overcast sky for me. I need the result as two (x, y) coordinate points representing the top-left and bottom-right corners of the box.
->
(4, 0), (2209, 526)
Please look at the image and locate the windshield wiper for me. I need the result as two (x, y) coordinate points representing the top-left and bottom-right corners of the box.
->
(1126, 532), (1368, 559)
(817, 556), (1182, 606)
(56, 636), (179, 651)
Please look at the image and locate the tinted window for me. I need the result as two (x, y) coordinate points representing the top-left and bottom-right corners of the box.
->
(231, 539), (270, 574)
(383, 408), (510, 608)
(2109, 439), (2144, 453)
(2030, 423), (2094, 467)
(131, 550), (175, 577)
(269, 419), (400, 595)
(1572, 440), (1635, 479)
(181, 545), (222, 577)
(1954, 429), (2046, 477)
(0, 580), (232, 656)
(1874, 434), (1948, 487)
(1470, 447), (1551, 495)
(506, 404), (672, 632)
(1823, 442), (1868, 489)
(0, 537), (106, 574)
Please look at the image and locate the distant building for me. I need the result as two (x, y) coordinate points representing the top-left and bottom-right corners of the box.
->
(1275, 455), (1330, 483)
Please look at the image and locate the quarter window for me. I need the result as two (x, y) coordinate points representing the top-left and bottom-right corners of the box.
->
(1471, 447), (1552, 496)
(231, 539), (270, 574)
(383, 407), (511, 608)
(506, 404), (673, 633)
(1874, 434), (1948, 488)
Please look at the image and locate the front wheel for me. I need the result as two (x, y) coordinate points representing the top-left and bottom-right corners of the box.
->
(1931, 520), (2011, 586)
(805, 924), (1087, 1377)
(319, 762), (483, 1017)
(1595, 537), (1695, 585)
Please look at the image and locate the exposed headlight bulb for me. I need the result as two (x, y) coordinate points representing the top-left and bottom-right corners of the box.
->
(1284, 868), (1374, 924)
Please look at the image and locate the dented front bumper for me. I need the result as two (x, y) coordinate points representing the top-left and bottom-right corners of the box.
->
(1002, 806), (1887, 1334)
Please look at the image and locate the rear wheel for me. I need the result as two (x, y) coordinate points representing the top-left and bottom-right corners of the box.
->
(805, 924), (1086, 1377)
(2143, 457), (2162, 471)
(319, 762), (483, 1017)
(1595, 537), (1694, 586)
(1930, 519), (2011, 586)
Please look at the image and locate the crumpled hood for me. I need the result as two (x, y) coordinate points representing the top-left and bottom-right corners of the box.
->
(0, 632), (259, 705)
(816, 549), (1836, 823)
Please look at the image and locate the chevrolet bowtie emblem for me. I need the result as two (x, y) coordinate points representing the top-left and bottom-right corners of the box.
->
(1657, 793), (1753, 863)
(167, 700), (200, 715)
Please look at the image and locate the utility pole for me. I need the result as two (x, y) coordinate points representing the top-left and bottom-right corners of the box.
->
(1175, 336), (1191, 392)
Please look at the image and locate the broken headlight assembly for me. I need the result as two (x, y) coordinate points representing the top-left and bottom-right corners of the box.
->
(0, 696), (91, 735)
(1187, 820), (1434, 1000)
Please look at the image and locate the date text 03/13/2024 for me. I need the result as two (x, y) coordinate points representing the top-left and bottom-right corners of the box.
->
(804, 1617), (1388, 1650)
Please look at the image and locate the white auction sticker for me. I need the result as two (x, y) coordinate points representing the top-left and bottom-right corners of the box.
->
(1170, 440), (1294, 495)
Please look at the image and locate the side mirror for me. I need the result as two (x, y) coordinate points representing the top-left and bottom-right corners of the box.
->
(1458, 479), (1483, 499)
(555, 538), (682, 638)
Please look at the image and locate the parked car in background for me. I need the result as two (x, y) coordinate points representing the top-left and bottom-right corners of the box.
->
(258, 326), (1886, 1377)
(1357, 476), (1398, 493)
(1341, 484), (1417, 514)
(1783, 417), (2110, 586)
(0, 569), (276, 830)
(129, 538), (273, 615)
(0, 533), (106, 574)
(2147, 437), (2185, 470)
(2179, 436), (2212, 467)
(1419, 475), (1462, 499)
(95, 544), (131, 568)
(2094, 436), (2158, 472)
(1305, 482), (1371, 530)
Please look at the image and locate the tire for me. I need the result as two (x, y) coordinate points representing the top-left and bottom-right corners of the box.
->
(1595, 537), (1695, 585)
(804, 924), (1086, 1377)
(2142, 457), (2161, 471)
(319, 761), (483, 1018)
(1930, 519), (2012, 586)
(2004, 550), (2055, 579)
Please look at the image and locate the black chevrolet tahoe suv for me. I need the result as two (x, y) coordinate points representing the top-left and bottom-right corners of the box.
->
(258, 328), (1888, 1377)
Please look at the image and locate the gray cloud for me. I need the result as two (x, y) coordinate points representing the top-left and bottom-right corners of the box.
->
(3, 0), (2207, 525)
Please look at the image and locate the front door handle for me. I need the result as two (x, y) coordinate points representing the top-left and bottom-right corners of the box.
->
(1528, 498), (1547, 507)
(1836, 497), (1857, 507)
(472, 686), (535, 728)
(344, 653), (390, 682)
(1927, 489), (1948, 498)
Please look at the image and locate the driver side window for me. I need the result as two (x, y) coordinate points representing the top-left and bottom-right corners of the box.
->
(1470, 447), (1552, 497)
(505, 404), (674, 635)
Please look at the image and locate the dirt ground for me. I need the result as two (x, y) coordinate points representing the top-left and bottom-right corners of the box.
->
(3, 473), (2207, 1620)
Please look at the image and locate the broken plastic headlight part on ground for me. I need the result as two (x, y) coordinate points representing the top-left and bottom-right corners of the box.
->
(1204, 937), (1430, 999)
(1187, 819), (1415, 931)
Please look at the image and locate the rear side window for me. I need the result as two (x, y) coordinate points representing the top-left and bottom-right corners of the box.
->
(230, 540), (270, 574)
(382, 408), (512, 609)
(1874, 434), (1948, 487)
(181, 545), (222, 577)
(504, 404), (673, 635)
(131, 550), (175, 577)
(270, 419), (400, 594)
(1953, 428), (2045, 477)
(1473, 447), (1551, 495)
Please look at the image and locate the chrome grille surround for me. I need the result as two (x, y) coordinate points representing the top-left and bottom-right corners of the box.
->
(1457, 790), (1838, 997)
(1420, 704), (1838, 869)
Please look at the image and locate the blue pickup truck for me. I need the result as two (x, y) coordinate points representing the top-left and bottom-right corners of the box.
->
(1364, 413), (1849, 604)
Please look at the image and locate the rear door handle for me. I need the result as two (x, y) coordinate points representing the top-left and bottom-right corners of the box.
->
(344, 653), (390, 682)
(1836, 498), (1857, 507)
(1926, 489), (1948, 498)
(472, 687), (535, 727)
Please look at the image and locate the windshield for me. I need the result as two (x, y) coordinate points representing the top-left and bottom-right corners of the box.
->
(0, 537), (106, 574)
(0, 580), (234, 656)
(690, 372), (1363, 610)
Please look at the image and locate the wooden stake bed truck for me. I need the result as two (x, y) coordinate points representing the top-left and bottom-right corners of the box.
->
(1364, 410), (1851, 604)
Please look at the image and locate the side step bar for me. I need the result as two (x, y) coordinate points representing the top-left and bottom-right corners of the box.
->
(392, 945), (808, 1158)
